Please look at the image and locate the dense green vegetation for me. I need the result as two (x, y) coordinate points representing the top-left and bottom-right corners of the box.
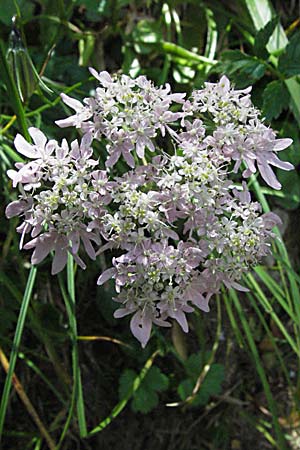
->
(1, 1), (300, 449)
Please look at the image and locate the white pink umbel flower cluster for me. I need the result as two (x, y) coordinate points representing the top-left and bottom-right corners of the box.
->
(6, 72), (293, 347)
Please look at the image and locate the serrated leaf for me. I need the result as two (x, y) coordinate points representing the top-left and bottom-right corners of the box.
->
(177, 378), (194, 401)
(200, 364), (225, 397)
(118, 369), (136, 400)
(131, 387), (159, 414)
(245, 0), (288, 53)
(143, 366), (169, 392)
(262, 80), (290, 120)
(278, 31), (300, 76)
(253, 17), (279, 59)
(184, 352), (203, 379)
(215, 50), (266, 88)
(178, 364), (225, 406)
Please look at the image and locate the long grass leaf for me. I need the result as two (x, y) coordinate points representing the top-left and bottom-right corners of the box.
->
(0, 266), (37, 439)
(230, 289), (287, 449)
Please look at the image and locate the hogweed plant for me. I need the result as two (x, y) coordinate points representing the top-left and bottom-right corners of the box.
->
(6, 72), (293, 347)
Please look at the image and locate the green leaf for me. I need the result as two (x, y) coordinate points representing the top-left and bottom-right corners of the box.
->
(213, 50), (266, 88)
(184, 352), (203, 379)
(118, 366), (168, 414)
(118, 369), (136, 399)
(131, 387), (159, 414)
(177, 378), (193, 401)
(276, 171), (300, 210)
(143, 366), (169, 392)
(262, 80), (290, 120)
(0, 0), (34, 25)
(177, 363), (225, 406)
(198, 364), (225, 400)
(244, 0), (288, 53)
(253, 17), (279, 59)
(278, 31), (300, 76)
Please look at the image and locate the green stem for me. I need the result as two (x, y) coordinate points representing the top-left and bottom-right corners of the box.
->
(0, 265), (37, 439)
(66, 254), (87, 437)
(160, 41), (217, 65)
(57, 255), (87, 448)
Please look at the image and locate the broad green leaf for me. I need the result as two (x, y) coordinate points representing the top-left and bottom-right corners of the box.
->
(177, 378), (193, 402)
(177, 364), (225, 406)
(118, 369), (136, 399)
(276, 171), (300, 210)
(118, 366), (168, 414)
(253, 17), (279, 59)
(0, 0), (34, 25)
(214, 50), (266, 88)
(184, 352), (203, 379)
(131, 387), (159, 414)
(262, 80), (290, 120)
(143, 366), (169, 392)
(278, 31), (300, 76)
(244, 0), (288, 53)
(245, 0), (300, 126)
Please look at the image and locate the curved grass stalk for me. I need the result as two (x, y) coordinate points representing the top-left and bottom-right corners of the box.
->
(87, 350), (161, 436)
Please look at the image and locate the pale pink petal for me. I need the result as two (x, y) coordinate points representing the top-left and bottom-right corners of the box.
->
(55, 117), (77, 128)
(257, 163), (281, 190)
(14, 134), (37, 158)
(60, 93), (83, 112)
(29, 127), (47, 148)
(130, 310), (152, 348)
(114, 308), (132, 318)
(51, 245), (68, 275)
(5, 199), (30, 218)
(172, 310), (189, 333)
(97, 267), (117, 285)
(273, 138), (293, 151)
(30, 234), (55, 265)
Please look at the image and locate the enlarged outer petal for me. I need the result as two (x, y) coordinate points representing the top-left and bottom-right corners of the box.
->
(273, 138), (293, 151)
(114, 308), (133, 318)
(29, 127), (47, 148)
(262, 212), (282, 228)
(51, 238), (69, 275)
(267, 153), (294, 171)
(89, 68), (113, 86)
(171, 309), (189, 333)
(97, 267), (117, 285)
(223, 280), (249, 292)
(14, 134), (37, 158)
(60, 93), (84, 112)
(257, 162), (281, 190)
(185, 282), (210, 312)
(24, 233), (55, 265)
(130, 310), (152, 348)
(5, 199), (31, 218)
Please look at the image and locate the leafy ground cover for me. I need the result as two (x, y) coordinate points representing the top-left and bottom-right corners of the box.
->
(1, 1), (300, 449)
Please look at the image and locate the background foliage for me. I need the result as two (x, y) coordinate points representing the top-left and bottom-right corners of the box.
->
(0, 0), (300, 449)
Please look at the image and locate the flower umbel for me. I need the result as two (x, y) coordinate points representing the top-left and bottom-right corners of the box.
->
(6, 73), (293, 346)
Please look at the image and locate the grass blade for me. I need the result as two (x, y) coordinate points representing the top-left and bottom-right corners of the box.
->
(229, 289), (287, 449)
(0, 265), (37, 439)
